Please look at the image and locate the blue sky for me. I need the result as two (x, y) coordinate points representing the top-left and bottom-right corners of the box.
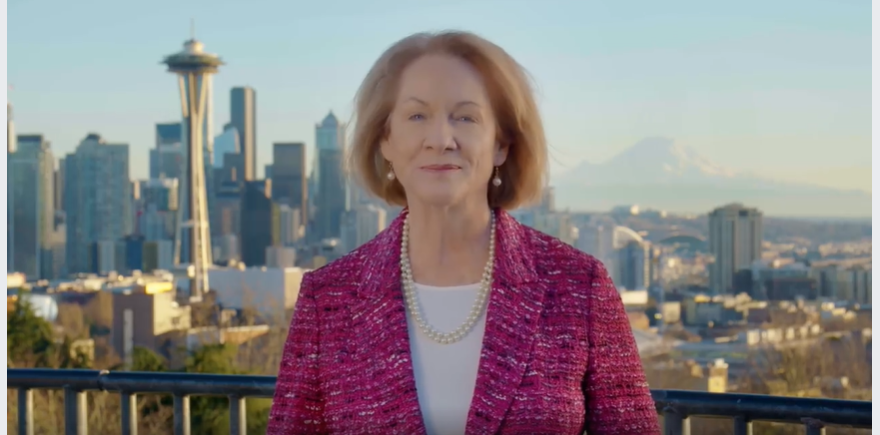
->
(8, 0), (871, 191)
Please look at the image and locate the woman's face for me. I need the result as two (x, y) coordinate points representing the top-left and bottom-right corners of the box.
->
(381, 54), (508, 208)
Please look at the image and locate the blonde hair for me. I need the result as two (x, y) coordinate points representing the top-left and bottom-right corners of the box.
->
(348, 30), (548, 210)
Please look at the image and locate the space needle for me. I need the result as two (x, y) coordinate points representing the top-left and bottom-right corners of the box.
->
(162, 34), (223, 301)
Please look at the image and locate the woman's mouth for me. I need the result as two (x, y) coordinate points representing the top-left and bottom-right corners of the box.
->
(420, 164), (461, 172)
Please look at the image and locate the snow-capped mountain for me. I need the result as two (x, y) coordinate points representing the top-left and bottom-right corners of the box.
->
(556, 137), (739, 185)
(551, 137), (870, 217)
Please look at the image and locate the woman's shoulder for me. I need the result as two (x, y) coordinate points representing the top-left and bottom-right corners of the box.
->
(518, 223), (609, 284)
(516, 224), (623, 329)
(302, 244), (372, 290)
(302, 226), (398, 290)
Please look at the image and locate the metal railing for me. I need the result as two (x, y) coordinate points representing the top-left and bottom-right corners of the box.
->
(7, 368), (873, 435)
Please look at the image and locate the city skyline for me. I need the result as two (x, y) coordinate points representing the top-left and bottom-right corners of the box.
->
(8, 0), (871, 194)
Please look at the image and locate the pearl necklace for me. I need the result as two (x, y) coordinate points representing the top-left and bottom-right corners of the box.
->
(400, 212), (496, 345)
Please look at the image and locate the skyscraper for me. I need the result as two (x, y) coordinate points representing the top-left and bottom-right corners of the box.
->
(64, 134), (131, 274)
(313, 112), (347, 240)
(240, 180), (279, 267)
(156, 122), (182, 147)
(162, 37), (223, 300)
(230, 87), (256, 181)
(272, 142), (307, 223)
(139, 178), (179, 241)
(264, 164), (273, 179)
(213, 123), (239, 169)
(617, 240), (651, 291)
(212, 179), (243, 262)
(149, 122), (184, 179)
(316, 148), (346, 240)
(708, 203), (763, 294)
(312, 111), (345, 189)
(278, 204), (302, 246)
(8, 134), (54, 279)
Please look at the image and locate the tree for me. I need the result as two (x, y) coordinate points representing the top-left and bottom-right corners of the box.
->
(185, 343), (242, 376)
(111, 346), (169, 373)
(57, 336), (91, 369)
(132, 346), (168, 372)
(123, 347), (174, 433)
(8, 296), (57, 368)
(8, 297), (93, 433)
(186, 343), (239, 434)
(184, 343), (271, 434)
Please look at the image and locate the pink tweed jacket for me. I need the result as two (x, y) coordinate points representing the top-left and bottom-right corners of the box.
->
(267, 209), (660, 434)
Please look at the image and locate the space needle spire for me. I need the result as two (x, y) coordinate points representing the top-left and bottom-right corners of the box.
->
(162, 34), (223, 301)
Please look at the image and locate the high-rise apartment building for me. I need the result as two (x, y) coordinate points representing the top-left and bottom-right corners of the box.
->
(8, 134), (55, 279)
(63, 133), (131, 274)
(708, 203), (763, 294)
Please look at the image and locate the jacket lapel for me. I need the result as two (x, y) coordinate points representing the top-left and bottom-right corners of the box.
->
(465, 210), (546, 434)
(354, 210), (427, 434)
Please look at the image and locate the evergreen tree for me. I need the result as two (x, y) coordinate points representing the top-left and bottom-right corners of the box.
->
(111, 346), (169, 372)
(8, 296), (58, 368)
(185, 343), (270, 434)
(132, 346), (169, 372)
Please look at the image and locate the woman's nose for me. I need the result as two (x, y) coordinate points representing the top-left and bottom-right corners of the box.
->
(423, 116), (456, 151)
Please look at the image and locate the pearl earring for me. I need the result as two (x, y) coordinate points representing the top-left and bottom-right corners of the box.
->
(492, 166), (502, 187)
(387, 163), (396, 181)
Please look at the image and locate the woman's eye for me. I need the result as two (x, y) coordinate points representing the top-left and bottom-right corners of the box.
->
(457, 115), (476, 123)
(408, 113), (425, 121)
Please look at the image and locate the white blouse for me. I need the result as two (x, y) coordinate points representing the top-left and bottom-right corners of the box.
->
(406, 282), (487, 435)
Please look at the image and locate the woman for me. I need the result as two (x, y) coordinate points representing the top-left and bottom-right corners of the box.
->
(268, 31), (660, 435)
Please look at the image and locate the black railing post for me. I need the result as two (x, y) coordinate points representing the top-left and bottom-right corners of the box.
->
(229, 395), (247, 435)
(804, 418), (826, 435)
(662, 408), (690, 435)
(17, 388), (33, 435)
(63, 387), (88, 435)
(120, 392), (138, 435)
(732, 415), (752, 435)
(173, 393), (190, 435)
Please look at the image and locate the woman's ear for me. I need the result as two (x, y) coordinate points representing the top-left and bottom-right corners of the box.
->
(379, 138), (391, 162)
(493, 141), (510, 167)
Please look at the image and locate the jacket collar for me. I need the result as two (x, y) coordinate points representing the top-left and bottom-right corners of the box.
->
(355, 208), (547, 434)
